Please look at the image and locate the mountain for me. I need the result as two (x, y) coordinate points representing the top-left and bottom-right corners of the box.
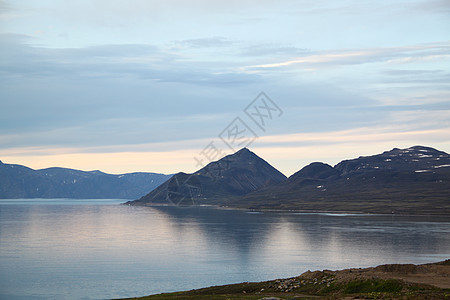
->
(229, 146), (450, 214)
(335, 146), (450, 174)
(0, 160), (172, 199)
(127, 148), (287, 206)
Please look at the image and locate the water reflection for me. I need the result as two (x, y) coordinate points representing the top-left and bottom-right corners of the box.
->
(151, 206), (450, 273)
(0, 202), (449, 300)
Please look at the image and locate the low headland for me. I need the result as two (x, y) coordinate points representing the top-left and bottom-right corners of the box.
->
(118, 260), (450, 300)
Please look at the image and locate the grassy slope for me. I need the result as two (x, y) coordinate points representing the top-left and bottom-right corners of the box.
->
(118, 260), (450, 300)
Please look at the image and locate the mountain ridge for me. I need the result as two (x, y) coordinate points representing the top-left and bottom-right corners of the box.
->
(231, 145), (450, 214)
(3, 145), (450, 214)
(129, 145), (450, 215)
(0, 161), (172, 199)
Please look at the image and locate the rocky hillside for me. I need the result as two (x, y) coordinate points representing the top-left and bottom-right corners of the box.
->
(127, 148), (287, 206)
(231, 146), (450, 214)
(120, 260), (450, 300)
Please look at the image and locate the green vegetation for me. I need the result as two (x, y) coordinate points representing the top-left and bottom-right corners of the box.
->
(118, 277), (447, 300)
(117, 258), (449, 300)
(342, 279), (403, 294)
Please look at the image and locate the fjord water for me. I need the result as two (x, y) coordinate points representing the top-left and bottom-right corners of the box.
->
(0, 200), (449, 300)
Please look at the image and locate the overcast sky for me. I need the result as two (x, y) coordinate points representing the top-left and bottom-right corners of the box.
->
(1, 0), (449, 175)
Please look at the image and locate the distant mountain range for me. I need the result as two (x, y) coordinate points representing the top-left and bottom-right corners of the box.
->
(129, 146), (450, 215)
(0, 160), (171, 199)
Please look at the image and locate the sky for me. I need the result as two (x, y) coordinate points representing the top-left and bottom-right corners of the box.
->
(0, 0), (449, 176)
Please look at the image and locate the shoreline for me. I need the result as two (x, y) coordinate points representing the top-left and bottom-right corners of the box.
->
(127, 203), (450, 217)
(118, 260), (450, 300)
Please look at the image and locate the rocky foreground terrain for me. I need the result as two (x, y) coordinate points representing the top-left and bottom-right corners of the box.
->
(120, 260), (450, 299)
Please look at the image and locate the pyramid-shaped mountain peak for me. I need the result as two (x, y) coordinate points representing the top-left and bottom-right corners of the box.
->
(128, 148), (286, 206)
(196, 147), (270, 176)
(236, 147), (251, 153)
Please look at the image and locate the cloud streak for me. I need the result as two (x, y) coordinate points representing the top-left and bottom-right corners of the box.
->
(244, 42), (450, 70)
(0, 34), (262, 86)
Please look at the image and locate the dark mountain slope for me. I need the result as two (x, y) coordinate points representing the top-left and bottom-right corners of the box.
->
(128, 148), (287, 206)
(228, 146), (450, 215)
(289, 162), (340, 181)
(0, 161), (171, 199)
(335, 145), (449, 174)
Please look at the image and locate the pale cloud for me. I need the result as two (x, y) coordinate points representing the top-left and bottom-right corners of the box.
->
(243, 43), (450, 71)
(410, 0), (450, 14)
(0, 34), (261, 85)
(170, 37), (233, 49)
(239, 44), (311, 57)
(0, 0), (16, 21)
(257, 127), (450, 147)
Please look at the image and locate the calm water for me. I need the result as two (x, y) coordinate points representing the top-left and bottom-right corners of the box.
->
(0, 199), (449, 300)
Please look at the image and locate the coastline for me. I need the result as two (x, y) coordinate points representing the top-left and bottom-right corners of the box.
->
(117, 260), (450, 300)
(126, 202), (450, 217)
